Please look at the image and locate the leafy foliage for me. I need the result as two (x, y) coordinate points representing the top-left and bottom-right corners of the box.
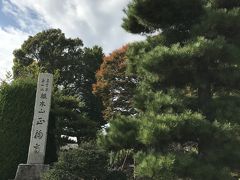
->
(108, 149), (134, 179)
(52, 93), (99, 144)
(105, 170), (127, 180)
(13, 29), (104, 143)
(0, 78), (57, 179)
(42, 141), (109, 180)
(93, 45), (137, 120)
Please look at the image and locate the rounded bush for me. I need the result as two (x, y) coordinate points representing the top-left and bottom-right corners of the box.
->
(42, 141), (109, 180)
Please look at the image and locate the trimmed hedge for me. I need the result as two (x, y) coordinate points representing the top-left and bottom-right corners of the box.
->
(0, 78), (56, 179)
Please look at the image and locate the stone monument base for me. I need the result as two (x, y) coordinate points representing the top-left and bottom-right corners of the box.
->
(15, 164), (49, 180)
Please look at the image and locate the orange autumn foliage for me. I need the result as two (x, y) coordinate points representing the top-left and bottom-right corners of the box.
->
(93, 45), (137, 120)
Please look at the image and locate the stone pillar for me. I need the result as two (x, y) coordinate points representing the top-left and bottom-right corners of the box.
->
(15, 73), (53, 180)
(15, 164), (49, 180)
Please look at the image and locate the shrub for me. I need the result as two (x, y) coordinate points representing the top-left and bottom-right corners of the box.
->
(42, 141), (109, 180)
(105, 170), (127, 180)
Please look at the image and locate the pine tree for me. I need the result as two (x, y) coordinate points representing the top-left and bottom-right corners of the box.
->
(99, 0), (240, 179)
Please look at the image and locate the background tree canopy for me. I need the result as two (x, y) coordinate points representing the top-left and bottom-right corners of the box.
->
(93, 45), (137, 121)
(13, 29), (104, 143)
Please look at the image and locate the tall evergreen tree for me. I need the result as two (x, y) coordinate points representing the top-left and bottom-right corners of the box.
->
(99, 0), (240, 179)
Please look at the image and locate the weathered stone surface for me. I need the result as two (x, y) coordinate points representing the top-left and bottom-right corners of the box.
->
(27, 73), (53, 164)
(14, 73), (53, 180)
(14, 164), (49, 180)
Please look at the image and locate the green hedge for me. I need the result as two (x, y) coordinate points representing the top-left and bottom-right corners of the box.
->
(0, 78), (56, 179)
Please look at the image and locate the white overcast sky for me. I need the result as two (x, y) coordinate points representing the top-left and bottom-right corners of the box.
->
(0, 0), (144, 80)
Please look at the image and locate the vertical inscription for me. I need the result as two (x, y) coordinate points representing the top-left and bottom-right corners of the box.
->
(27, 73), (53, 164)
